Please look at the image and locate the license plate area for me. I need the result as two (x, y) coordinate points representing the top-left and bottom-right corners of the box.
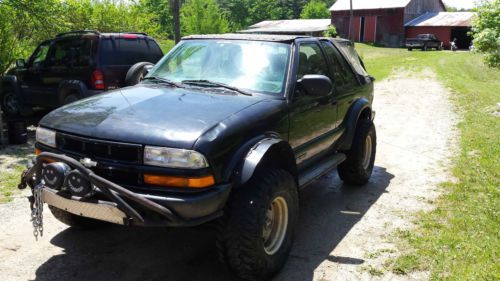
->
(42, 188), (127, 225)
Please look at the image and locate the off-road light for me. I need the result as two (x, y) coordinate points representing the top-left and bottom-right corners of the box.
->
(64, 170), (95, 198)
(42, 162), (71, 190)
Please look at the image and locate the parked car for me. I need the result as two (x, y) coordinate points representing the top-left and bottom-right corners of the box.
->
(20, 34), (376, 281)
(406, 34), (443, 51)
(0, 30), (163, 116)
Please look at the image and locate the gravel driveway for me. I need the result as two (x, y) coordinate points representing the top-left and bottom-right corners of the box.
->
(0, 70), (457, 281)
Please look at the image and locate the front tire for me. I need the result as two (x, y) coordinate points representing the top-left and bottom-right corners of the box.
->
(217, 169), (298, 281)
(49, 206), (108, 229)
(1, 90), (21, 116)
(338, 118), (377, 185)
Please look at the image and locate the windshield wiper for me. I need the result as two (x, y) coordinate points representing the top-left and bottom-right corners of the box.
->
(182, 79), (252, 96)
(143, 76), (182, 88)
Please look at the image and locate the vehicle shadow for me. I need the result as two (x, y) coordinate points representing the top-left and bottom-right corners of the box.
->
(34, 166), (394, 281)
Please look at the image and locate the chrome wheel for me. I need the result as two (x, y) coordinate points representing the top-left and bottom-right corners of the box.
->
(362, 135), (372, 170)
(262, 196), (288, 255)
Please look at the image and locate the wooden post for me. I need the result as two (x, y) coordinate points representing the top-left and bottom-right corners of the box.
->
(348, 0), (353, 40)
(171, 0), (181, 44)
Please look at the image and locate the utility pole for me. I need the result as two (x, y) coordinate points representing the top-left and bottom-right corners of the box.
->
(348, 0), (353, 40)
(171, 0), (181, 43)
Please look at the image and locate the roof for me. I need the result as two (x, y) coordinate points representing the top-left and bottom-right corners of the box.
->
(240, 19), (331, 34)
(182, 33), (309, 43)
(330, 0), (411, 11)
(405, 12), (476, 27)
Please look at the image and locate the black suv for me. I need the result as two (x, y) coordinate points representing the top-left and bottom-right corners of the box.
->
(21, 34), (376, 281)
(1, 30), (163, 116)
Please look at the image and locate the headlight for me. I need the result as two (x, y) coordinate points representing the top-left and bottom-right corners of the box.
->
(36, 127), (56, 148)
(144, 146), (209, 169)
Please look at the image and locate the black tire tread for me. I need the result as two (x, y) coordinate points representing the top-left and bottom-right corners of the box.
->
(338, 118), (376, 185)
(216, 169), (298, 281)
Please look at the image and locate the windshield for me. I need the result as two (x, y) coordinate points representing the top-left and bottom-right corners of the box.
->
(147, 40), (291, 95)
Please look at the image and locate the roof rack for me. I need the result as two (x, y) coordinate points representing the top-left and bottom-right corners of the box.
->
(124, 32), (148, 36)
(56, 30), (101, 37)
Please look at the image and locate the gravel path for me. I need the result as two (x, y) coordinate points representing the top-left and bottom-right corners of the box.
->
(0, 70), (457, 281)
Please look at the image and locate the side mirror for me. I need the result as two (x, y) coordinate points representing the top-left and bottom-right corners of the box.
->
(16, 59), (26, 68)
(297, 75), (332, 97)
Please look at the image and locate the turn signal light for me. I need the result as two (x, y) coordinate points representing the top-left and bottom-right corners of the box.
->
(35, 148), (55, 163)
(143, 174), (215, 188)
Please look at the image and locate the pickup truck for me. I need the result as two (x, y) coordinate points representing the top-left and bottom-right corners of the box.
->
(406, 34), (443, 51)
(19, 34), (376, 281)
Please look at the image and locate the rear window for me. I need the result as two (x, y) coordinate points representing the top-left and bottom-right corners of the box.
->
(332, 40), (369, 77)
(99, 37), (163, 66)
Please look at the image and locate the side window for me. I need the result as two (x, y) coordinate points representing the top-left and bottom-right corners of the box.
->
(320, 41), (358, 87)
(73, 39), (92, 67)
(30, 43), (51, 67)
(47, 40), (74, 67)
(297, 43), (329, 79)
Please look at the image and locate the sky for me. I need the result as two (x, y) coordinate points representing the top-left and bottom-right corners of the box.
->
(442, 0), (477, 9)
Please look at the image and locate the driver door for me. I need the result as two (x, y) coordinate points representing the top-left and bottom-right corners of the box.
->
(288, 40), (339, 167)
(18, 41), (52, 106)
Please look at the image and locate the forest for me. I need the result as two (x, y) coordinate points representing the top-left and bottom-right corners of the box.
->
(0, 0), (335, 74)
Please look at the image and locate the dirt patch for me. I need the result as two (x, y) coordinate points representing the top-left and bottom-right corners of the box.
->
(0, 70), (457, 281)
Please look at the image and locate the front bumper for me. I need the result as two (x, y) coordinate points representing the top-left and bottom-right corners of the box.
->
(20, 152), (231, 227)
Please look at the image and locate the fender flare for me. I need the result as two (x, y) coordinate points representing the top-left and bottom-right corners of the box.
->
(225, 135), (297, 186)
(57, 80), (88, 105)
(338, 98), (372, 151)
(1, 75), (23, 100)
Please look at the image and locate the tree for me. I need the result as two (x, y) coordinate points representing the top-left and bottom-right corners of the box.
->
(471, 0), (500, 68)
(219, 0), (250, 31)
(300, 0), (330, 19)
(181, 0), (229, 35)
(247, 0), (285, 25)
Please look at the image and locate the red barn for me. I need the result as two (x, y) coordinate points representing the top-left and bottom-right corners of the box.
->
(330, 0), (446, 47)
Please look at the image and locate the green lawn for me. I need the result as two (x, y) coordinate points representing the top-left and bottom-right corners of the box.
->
(356, 44), (499, 280)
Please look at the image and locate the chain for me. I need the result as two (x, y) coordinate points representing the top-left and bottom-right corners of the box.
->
(31, 183), (44, 240)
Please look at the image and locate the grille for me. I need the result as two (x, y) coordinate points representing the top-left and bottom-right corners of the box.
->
(56, 133), (143, 164)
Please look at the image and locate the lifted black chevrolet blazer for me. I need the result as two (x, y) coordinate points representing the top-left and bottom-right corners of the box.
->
(21, 34), (376, 280)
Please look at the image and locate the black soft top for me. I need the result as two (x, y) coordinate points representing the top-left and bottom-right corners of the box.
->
(182, 33), (309, 43)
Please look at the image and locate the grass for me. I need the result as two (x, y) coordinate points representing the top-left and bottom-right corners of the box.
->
(356, 44), (499, 280)
(0, 164), (25, 203)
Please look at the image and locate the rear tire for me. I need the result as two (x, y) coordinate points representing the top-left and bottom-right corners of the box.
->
(407, 48), (412, 51)
(62, 94), (78, 105)
(338, 118), (377, 186)
(49, 206), (108, 229)
(216, 169), (298, 281)
(125, 62), (154, 86)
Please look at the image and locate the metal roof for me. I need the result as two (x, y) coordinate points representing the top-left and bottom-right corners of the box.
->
(405, 12), (476, 27)
(330, 0), (411, 11)
(182, 33), (309, 43)
(240, 19), (331, 34)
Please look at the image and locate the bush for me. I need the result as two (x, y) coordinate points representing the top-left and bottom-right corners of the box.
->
(323, 25), (338, 38)
(471, 0), (500, 68)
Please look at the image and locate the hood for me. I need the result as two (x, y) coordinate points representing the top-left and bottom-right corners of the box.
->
(40, 84), (266, 148)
